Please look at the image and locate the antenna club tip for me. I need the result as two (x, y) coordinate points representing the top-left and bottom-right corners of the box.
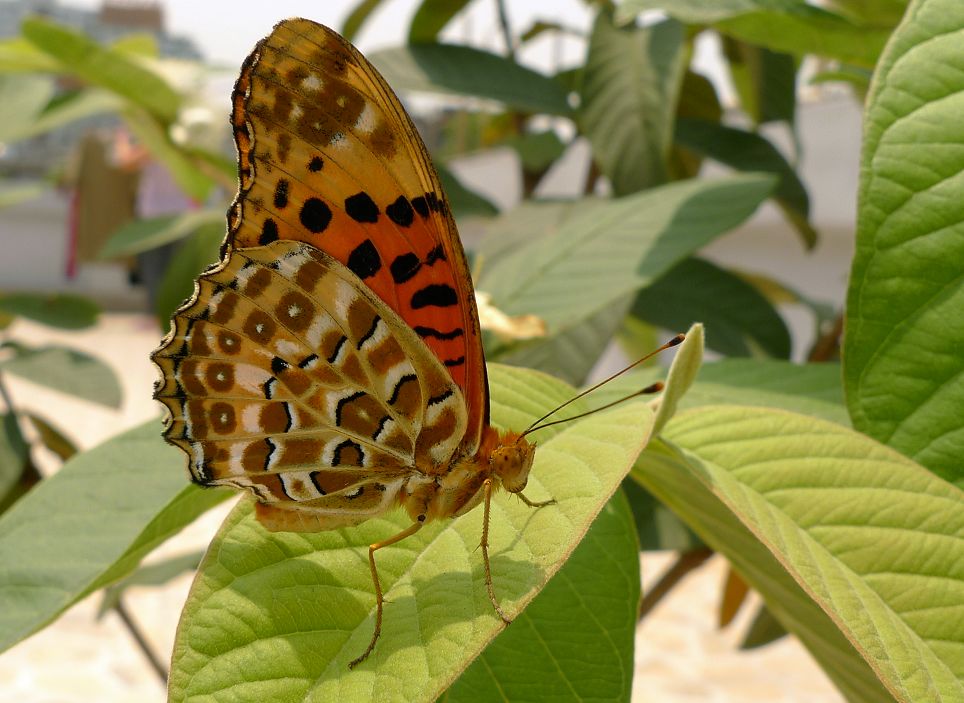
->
(668, 333), (685, 347)
(643, 381), (664, 394)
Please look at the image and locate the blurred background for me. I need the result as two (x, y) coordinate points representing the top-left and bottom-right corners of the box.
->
(0, 0), (867, 700)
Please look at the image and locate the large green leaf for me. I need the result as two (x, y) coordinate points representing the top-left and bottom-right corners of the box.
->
(369, 44), (571, 116)
(481, 175), (775, 338)
(168, 365), (655, 701)
(341, 0), (389, 41)
(618, 0), (890, 67)
(442, 490), (640, 702)
(580, 12), (685, 194)
(636, 406), (964, 702)
(675, 118), (815, 248)
(630, 256), (792, 358)
(845, 0), (964, 486)
(154, 222), (224, 331)
(409, 0), (473, 43)
(0, 345), (122, 408)
(0, 74), (55, 143)
(436, 164), (498, 218)
(0, 293), (98, 329)
(722, 39), (797, 126)
(0, 421), (231, 653)
(21, 16), (180, 123)
(0, 413), (28, 501)
(123, 106), (214, 203)
(100, 209), (224, 259)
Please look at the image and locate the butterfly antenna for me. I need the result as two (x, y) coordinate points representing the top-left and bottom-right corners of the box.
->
(522, 333), (684, 437)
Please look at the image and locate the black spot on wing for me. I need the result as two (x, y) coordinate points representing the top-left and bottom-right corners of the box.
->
(347, 239), (381, 279)
(414, 325), (464, 340)
(308, 156), (323, 172)
(386, 195), (414, 227)
(271, 356), (289, 375)
(259, 218), (279, 244)
(273, 179), (289, 209)
(444, 356), (466, 367)
(425, 245), (446, 264)
(411, 284), (458, 309)
(390, 252), (420, 284)
(345, 192), (379, 223)
(300, 198), (332, 233)
(411, 195), (429, 218)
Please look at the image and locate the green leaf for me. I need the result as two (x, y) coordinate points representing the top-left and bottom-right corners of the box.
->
(675, 118), (815, 248)
(845, 0), (964, 486)
(21, 16), (180, 123)
(651, 322), (703, 435)
(741, 603), (788, 649)
(100, 209), (224, 259)
(493, 295), (630, 385)
(123, 106), (214, 203)
(620, 476), (702, 551)
(370, 44), (571, 116)
(437, 164), (499, 218)
(590, 358), (848, 426)
(722, 38), (797, 125)
(481, 175), (776, 343)
(580, 12), (685, 193)
(0, 36), (60, 73)
(154, 222), (224, 331)
(0, 345), (121, 408)
(631, 256), (792, 358)
(0, 413), (28, 501)
(0, 74), (55, 143)
(342, 0), (389, 42)
(18, 88), (121, 142)
(409, 0), (472, 43)
(638, 406), (964, 702)
(618, 0), (890, 67)
(169, 365), (655, 700)
(0, 293), (98, 329)
(97, 550), (203, 618)
(0, 420), (232, 652)
(443, 490), (639, 702)
(24, 413), (77, 462)
(503, 130), (566, 173)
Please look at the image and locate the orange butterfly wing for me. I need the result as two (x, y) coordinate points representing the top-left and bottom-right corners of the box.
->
(226, 18), (488, 454)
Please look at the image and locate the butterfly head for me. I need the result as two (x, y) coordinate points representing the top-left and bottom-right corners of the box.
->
(490, 432), (536, 494)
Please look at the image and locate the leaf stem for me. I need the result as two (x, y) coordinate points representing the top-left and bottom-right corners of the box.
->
(638, 547), (713, 620)
(114, 598), (169, 684)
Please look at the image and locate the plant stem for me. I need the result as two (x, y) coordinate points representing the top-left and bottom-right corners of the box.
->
(496, 0), (516, 60)
(114, 598), (169, 684)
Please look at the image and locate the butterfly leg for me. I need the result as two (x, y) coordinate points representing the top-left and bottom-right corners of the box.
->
(481, 477), (512, 626)
(349, 517), (426, 669)
(516, 492), (556, 509)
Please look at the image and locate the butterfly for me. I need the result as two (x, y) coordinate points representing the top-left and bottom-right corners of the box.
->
(151, 17), (555, 668)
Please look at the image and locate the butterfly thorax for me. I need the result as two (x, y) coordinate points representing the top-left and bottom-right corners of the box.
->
(399, 427), (536, 523)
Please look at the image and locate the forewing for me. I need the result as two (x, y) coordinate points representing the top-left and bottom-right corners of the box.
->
(228, 18), (488, 453)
